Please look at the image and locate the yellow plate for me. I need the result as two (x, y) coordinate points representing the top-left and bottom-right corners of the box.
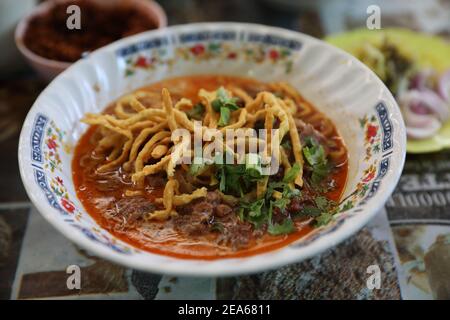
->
(326, 28), (450, 153)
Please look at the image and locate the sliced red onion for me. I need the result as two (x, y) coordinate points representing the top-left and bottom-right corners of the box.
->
(438, 70), (450, 102)
(399, 89), (449, 122)
(403, 104), (438, 127)
(406, 119), (441, 139)
(410, 102), (431, 115)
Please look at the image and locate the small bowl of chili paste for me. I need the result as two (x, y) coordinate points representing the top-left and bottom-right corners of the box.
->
(15, 0), (166, 81)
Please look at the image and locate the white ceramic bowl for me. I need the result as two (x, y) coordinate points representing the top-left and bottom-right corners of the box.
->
(18, 23), (406, 276)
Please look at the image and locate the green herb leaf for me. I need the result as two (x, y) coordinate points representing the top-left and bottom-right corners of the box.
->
(303, 137), (331, 187)
(303, 140), (326, 166)
(219, 166), (226, 192)
(214, 87), (240, 109)
(281, 139), (292, 150)
(216, 154), (266, 196)
(186, 103), (205, 120)
(314, 196), (336, 211)
(311, 162), (331, 186)
(238, 207), (245, 221)
(211, 222), (224, 232)
(341, 201), (354, 211)
(218, 107), (231, 126)
(211, 99), (222, 112)
(212, 87), (241, 126)
(312, 196), (338, 227)
(216, 87), (228, 101)
(283, 163), (301, 183)
(268, 219), (296, 235)
(315, 211), (333, 227)
(266, 181), (286, 195)
(216, 164), (246, 195)
(189, 158), (208, 176)
(246, 199), (265, 217)
(245, 154), (262, 179)
(285, 187), (300, 198)
(298, 206), (322, 217)
(189, 163), (205, 176)
(272, 198), (290, 211)
(240, 198), (268, 229)
(240, 179), (301, 229)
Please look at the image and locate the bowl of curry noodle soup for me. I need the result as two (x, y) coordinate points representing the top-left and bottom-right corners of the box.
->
(18, 23), (406, 276)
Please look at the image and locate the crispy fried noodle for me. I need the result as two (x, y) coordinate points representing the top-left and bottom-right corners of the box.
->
(81, 82), (315, 221)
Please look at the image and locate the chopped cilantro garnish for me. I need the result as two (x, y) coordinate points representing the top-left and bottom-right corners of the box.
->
(303, 140), (325, 166)
(268, 219), (296, 235)
(341, 201), (354, 211)
(240, 198), (268, 229)
(217, 106), (231, 126)
(312, 196), (338, 227)
(295, 195), (339, 227)
(297, 206), (322, 217)
(219, 166), (227, 192)
(311, 162), (331, 186)
(283, 163), (301, 183)
(189, 157), (209, 176)
(303, 137), (331, 187)
(281, 139), (292, 150)
(243, 198), (265, 218)
(271, 197), (290, 211)
(245, 154), (262, 179)
(315, 211), (333, 227)
(212, 87), (240, 126)
(314, 196), (330, 211)
(186, 103), (205, 120)
(238, 178), (301, 234)
(213, 87), (240, 111)
(216, 154), (265, 195)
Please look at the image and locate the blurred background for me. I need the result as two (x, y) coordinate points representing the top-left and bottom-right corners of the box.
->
(1, 0), (450, 77)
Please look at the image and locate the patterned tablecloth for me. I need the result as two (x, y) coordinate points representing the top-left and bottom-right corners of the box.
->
(1, 0), (449, 300)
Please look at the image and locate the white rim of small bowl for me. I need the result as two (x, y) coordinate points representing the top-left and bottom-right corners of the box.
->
(18, 22), (406, 276)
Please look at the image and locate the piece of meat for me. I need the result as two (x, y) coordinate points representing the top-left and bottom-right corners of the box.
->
(87, 168), (126, 192)
(287, 197), (303, 213)
(285, 191), (316, 216)
(216, 220), (253, 250)
(206, 191), (221, 205)
(145, 173), (166, 189)
(215, 204), (233, 217)
(173, 199), (215, 236)
(295, 119), (328, 146)
(104, 196), (154, 231)
(173, 189), (259, 249)
(172, 214), (209, 236)
(173, 169), (195, 193)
